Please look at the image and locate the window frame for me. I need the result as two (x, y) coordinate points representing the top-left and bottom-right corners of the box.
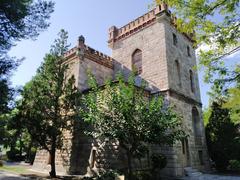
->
(132, 49), (143, 75)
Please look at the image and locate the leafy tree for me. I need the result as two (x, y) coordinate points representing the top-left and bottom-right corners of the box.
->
(0, 114), (7, 145)
(0, 0), (54, 53)
(206, 100), (240, 171)
(0, 0), (54, 116)
(223, 84), (240, 124)
(154, 0), (239, 90)
(81, 73), (185, 180)
(19, 30), (80, 177)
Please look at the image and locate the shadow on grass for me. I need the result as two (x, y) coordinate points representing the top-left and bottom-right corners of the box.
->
(20, 174), (83, 179)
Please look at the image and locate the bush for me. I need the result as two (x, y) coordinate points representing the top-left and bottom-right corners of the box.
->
(133, 170), (152, 180)
(6, 149), (25, 162)
(96, 169), (120, 180)
(0, 160), (3, 167)
(228, 160), (240, 171)
(151, 153), (167, 170)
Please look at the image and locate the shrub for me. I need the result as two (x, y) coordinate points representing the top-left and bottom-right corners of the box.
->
(133, 170), (152, 180)
(228, 160), (240, 171)
(0, 160), (3, 167)
(96, 169), (120, 180)
(6, 149), (24, 162)
(151, 153), (167, 170)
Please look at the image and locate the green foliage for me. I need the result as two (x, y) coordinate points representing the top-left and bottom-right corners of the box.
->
(96, 170), (120, 180)
(203, 107), (212, 126)
(151, 153), (167, 170)
(205, 101), (240, 171)
(18, 30), (80, 177)
(0, 0), (54, 53)
(133, 170), (152, 180)
(81, 72), (185, 179)
(223, 87), (240, 123)
(0, 114), (7, 144)
(6, 149), (24, 162)
(228, 160), (240, 171)
(0, 0), (54, 116)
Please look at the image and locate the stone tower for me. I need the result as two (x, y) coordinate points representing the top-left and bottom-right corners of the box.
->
(108, 4), (209, 177)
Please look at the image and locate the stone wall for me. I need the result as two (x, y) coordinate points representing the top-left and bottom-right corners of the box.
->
(111, 20), (168, 93)
(78, 56), (113, 91)
(164, 18), (201, 102)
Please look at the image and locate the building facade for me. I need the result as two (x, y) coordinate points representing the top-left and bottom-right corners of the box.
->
(33, 4), (209, 178)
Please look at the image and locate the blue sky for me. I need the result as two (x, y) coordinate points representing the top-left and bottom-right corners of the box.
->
(9, 0), (228, 108)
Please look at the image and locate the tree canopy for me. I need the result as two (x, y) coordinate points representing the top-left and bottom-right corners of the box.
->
(0, 0), (54, 115)
(205, 100), (240, 171)
(81, 73), (186, 179)
(0, 0), (54, 53)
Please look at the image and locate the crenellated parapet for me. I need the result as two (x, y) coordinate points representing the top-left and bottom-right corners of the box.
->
(108, 4), (195, 48)
(84, 45), (113, 69)
(63, 37), (114, 69)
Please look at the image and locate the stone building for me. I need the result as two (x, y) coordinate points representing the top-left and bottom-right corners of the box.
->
(33, 4), (209, 178)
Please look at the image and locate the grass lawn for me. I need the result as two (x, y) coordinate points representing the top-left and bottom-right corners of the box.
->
(0, 165), (28, 174)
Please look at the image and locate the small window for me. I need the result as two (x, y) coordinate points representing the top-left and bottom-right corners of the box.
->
(189, 70), (194, 93)
(187, 46), (191, 57)
(175, 60), (181, 87)
(181, 140), (185, 154)
(173, 33), (177, 46)
(132, 49), (142, 75)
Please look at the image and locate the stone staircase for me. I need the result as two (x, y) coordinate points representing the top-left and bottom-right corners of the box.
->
(184, 167), (202, 177)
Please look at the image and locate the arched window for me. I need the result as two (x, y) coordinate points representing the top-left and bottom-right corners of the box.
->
(132, 49), (142, 75)
(189, 70), (194, 92)
(175, 60), (181, 87)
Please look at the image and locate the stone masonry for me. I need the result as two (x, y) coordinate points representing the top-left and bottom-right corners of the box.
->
(33, 4), (210, 178)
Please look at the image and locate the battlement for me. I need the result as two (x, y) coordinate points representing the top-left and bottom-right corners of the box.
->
(64, 38), (113, 69)
(84, 45), (113, 69)
(108, 4), (195, 47)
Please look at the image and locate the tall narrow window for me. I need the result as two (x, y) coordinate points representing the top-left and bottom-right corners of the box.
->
(173, 33), (177, 46)
(132, 49), (142, 75)
(192, 107), (202, 146)
(187, 46), (191, 57)
(175, 60), (181, 87)
(189, 70), (194, 93)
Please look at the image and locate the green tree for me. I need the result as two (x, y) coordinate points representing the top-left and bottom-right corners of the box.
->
(203, 107), (212, 126)
(223, 82), (240, 124)
(81, 73), (185, 180)
(19, 30), (80, 177)
(0, 0), (54, 116)
(0, 114), (7, 145)
(154, 0), (239, 90)
(206, 100), (240, 171)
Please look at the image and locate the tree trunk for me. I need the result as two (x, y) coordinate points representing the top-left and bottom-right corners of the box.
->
(127, 150), (133, 180)
(19, 137), (23, 157)
(49, 140), (57, 178)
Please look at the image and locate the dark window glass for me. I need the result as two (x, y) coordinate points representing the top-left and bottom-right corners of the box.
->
(187, 46), (191, 56)
(189, 70), (194, 93)
(173, 33), (177, 46)
(175, 60), (181, 87)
